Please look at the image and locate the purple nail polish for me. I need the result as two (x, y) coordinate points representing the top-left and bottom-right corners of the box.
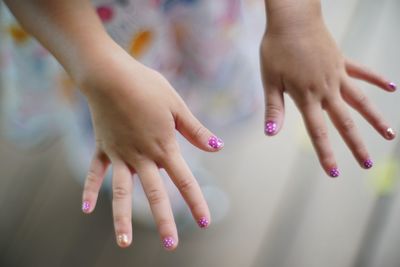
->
(265, 121), (277, 136)
(389, 82), (397, 91)
(197, 217), (209, 229)
(387, 128), (396, 139)
(163, 237), (175, 250)
(363, 159), (373, 169)
(208, 136), (224, 149)
(329, 168), (340, 178)
(82, 201), (90, 213)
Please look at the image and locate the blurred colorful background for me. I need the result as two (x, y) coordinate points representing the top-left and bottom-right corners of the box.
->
(0, 0), (399, 266)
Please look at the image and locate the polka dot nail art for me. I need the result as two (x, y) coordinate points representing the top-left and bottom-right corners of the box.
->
(208, 136), (224, 149)
(163, 237), (175, 250)
(265, 121), (277, 136)
(82, 201), (90, 213)
(329, 168), (340, 178)
(197, 217), (209, 229)
(363, 159), (373, 169)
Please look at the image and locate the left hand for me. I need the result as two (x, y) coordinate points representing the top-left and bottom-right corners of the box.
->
(260, 18), (396, 177)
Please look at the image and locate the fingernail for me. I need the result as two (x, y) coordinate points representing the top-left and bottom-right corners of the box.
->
(363, 159), (373, 169)
(82, 201), (90, 213)
(208, 136), (224, 149)
(117, 234), (130, 247)
(265, 121), (277, 136)
(389, 82), (397, 91)
(386, 128), (396, 139)
(197, 217), (209, 229)
(329, 168), (340, 178)
(163, 237), (175, 250)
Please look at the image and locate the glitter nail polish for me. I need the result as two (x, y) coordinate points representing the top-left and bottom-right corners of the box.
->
(197, 217), (209, 229)
(265, 121), (277, 136)
(387, 128), (396, 139)
(208, 136), (224, 149)
(117, 234), (129, 246)
(82, 201), (90, 213)
(163, 237), (175, 250)
(389, 82), (397, 91)
(329, 168), (340, 178)
(363, 159), (373, 169)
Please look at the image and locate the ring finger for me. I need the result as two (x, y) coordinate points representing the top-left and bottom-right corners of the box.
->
(326, 99), (373, 169)
(136, 160), (178, 251)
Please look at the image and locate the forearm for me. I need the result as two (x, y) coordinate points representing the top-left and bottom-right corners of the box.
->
(3, 0), (119, 83)
(264, 0), (324, 34)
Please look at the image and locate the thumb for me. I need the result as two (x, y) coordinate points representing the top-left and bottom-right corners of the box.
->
(264, 85), (285, 136)
(175, 103), (224, 152)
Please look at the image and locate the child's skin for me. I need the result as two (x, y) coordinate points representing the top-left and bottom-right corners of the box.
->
(262, 0), (396, 177)
(4, 0), (396, 250)
(4, 0), (222, 250)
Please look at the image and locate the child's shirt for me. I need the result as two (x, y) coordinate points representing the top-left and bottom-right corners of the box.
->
(0, 0), (264, 149)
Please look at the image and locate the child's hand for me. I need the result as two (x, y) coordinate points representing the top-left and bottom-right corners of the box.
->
(260, 10), (396, 177)
(79, 47), (223, 250)
(4, 0), (222, 251)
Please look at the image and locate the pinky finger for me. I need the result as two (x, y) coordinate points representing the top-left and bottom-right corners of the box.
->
(345, 59), (397, 92)
(82, 149), (110, 214)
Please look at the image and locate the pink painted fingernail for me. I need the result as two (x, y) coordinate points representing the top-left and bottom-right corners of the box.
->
(208, 136), (224, 149)
(389, 82), (397, 91)
(329, 168), (340, 178)
(197, 217), (209, 229)
(82, 201), (90, 213)
(163, 237), (175, 250)
(363, 159), (373, 169)
(265, 121), (277, 136)
(386, 128), (396, 139)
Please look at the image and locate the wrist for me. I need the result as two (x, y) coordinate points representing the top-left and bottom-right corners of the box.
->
(69, 36), (136, 97)
(66, 34), (117, 82)
(265, 0), (324, 36)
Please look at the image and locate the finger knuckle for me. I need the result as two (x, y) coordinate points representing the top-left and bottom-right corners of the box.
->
(160, 140), (177, 154)
(86, 171), (98, 184)
(342, 118), (356, 133)
(354, 94), (369, 109)
(157, 217), (173, 229)
(177, 178), (196, 195)
(147, 188), (166, 206)
(296, 96), (314, 110)
(154, 141), (179, 163)
(316, 81), (331, 94)
(84, 171), (99, 193)
(193, 125), (207, 141)
(113, 185), (130, 200)
(266, 103), (283, 118)
(310, 127), (328, 140)
(114, 214), (130, 226)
